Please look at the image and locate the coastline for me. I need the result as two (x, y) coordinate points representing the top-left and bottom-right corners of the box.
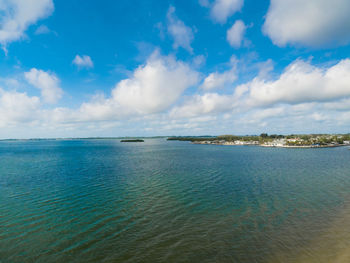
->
(192, 141), (349, 148)
(169, 134), (350, 149)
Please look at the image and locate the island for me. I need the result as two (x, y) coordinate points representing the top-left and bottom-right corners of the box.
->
(167, 134), (350, 148)
(120, 139), (144, 142)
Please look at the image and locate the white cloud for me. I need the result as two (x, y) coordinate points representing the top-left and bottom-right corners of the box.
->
(0, 52), (200, 134)
(210, 0), (244, 24)
(112, 51), (199, 114)
(192, 55), (206, 68)
(170, 93), (233, 118)
(263, 0), (350, 47)
(72, 55), (94, 69)
(0, 88), (40, 127)
(168, 57), (350, 130)
(24, 68), (62, 104)
(201, 68), (236, 90)
(56, 51), (200, 123)
(167, 6), (194, 53)
(235, 59), (350, 107)
(0, 0), (54, 47)
(249, 107), (285, 121)
(34, 24), (50, 35)
(234, 102), (350, 134)
(323, 98), (350, 111)
(4, 54), (350, 137)
(201, 71), (234, 90)
(201, 56), (237, 90)
(227, 20), (246, 48)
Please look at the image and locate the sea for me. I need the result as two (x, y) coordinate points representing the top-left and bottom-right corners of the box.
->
(1, 139), (350, 263)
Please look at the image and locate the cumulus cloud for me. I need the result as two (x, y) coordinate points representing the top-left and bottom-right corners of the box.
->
(210, 0), (244, 24)
(201, 66), (236, 90)
(227, 20), (246, 48)
(167, 6), (194, 53)
(4, 54), (350, 137)
(0, 51), (200, 134)
(172, 57), (350, 125)
(200, 56), (237, 90)
(235, 59), (350, 107)
(72, 55), (94, 69)
(0, 0), (54, 47)
(234, 101), (350, 134)
(24, 68), (63, 104)
(170, 93), (233, 118)
(263, 0), (350, 47)
(112, 51), (199, 114)
(201, 71), (236, 90)
(0, 89), (40, 127)
(58, 51), (200, 122)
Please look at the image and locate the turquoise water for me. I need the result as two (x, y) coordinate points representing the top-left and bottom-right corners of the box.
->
(1, 139), (350, 263)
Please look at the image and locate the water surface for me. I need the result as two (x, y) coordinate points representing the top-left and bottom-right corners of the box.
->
(1, 139), (350, 262)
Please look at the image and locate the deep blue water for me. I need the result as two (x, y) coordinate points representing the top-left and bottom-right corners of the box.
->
(0, 139), (350, 263)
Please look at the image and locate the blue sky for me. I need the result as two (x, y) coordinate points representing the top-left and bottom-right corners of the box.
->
(1, 0), (350, 138)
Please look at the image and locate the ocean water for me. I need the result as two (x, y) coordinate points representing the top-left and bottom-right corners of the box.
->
(0, 139), (350, 263)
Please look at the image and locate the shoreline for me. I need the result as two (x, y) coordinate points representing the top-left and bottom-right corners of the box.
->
(192, 141), (349, 148)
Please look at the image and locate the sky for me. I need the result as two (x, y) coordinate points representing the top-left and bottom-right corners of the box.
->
(1, 0), (350, 138)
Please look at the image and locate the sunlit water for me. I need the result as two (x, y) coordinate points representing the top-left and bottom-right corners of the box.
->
(1, 139), (350, 263)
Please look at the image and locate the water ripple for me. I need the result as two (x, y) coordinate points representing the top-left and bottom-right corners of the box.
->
(1, 140), (350, 262)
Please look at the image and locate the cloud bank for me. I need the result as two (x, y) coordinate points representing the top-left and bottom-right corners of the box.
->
(2, 53), (350, 137)
(235, 59), (350, 107)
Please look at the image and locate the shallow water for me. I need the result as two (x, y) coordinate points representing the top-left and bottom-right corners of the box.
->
(1, 139), (350, 262)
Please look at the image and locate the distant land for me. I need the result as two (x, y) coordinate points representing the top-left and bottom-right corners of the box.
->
(121, 139), (144, 142)
(1, 134), (350, 148)
(167, 133), (350, 148)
